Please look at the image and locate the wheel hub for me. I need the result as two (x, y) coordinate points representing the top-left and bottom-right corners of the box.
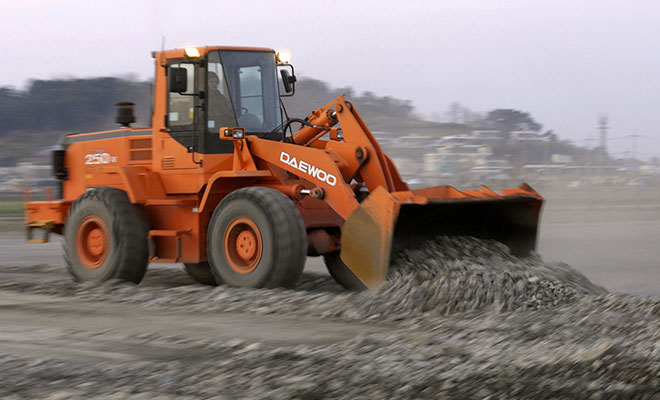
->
(224, 217), (262, 274)
(76, 216), (109, 269)
(86, 228), (106, 257)
(236, 230), (258, 260)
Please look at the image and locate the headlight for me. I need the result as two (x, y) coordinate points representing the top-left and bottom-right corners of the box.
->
(220, 127), (245, 140)
(232, 128), (245, 139)
(184, 47), (200, 58)
(276, 51), (291, 63)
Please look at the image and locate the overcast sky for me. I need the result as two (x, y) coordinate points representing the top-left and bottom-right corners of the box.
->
(2, 0), (659, 159)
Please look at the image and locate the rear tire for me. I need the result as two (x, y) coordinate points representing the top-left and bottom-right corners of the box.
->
(207, 187), (306, 289)
(64, 188), (149, 284)
(183, 262), (217, 286)
(323, 252), (367, 291)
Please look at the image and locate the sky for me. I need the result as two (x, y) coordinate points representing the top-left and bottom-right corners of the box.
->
(2, 0), (659, 159)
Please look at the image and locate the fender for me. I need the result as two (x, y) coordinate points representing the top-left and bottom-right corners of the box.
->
(196, 170), (272, 214)
(91, 166), (166, 204)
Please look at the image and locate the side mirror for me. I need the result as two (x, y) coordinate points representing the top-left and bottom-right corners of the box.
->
(278, 65), (297, 96)
(169, 67), (188, 93)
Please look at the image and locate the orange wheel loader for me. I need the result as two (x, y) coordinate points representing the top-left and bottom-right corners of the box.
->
(24, 46), (543, 290)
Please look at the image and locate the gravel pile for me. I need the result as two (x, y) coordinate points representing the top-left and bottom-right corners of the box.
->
(380, 236), (607, 316)
(1, 236), (658, 399)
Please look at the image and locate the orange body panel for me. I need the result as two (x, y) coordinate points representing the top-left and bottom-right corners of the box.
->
(25, 200), (71, 227)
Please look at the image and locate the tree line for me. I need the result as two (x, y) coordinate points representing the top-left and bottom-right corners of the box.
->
(0, 76), (422, 165)
(0, 75), (599, 166)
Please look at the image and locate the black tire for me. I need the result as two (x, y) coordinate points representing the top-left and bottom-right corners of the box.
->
(323, 251), (367, 291)
(207, 187), (306, 289)
(183, 262), (218, 286)
(64, 188), (149, 284)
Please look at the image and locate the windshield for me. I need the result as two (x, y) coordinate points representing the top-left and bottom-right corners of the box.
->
(208, 50), (282, 135)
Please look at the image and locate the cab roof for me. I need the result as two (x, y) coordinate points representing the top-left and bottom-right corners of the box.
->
(152, 46), (275, 60)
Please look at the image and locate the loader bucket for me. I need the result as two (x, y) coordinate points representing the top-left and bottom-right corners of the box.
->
(340, 184), (543, 289)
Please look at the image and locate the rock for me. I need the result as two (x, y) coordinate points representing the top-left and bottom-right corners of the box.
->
(578, 341), (618, 362)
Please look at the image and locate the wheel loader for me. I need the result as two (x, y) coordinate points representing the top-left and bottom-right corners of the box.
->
(24, 46), (543, 290)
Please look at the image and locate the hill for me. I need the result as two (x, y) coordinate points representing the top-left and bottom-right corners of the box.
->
(0, 78), (150, 165)
(0, 76), (467, 166)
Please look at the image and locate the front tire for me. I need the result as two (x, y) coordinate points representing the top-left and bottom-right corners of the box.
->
(64, 188), (149, 284)
(207, 187), (306, 289)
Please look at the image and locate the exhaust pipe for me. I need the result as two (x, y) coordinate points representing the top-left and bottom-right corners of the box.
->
(115, 102), (136, 127)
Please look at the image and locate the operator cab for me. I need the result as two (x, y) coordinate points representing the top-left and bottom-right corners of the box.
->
(166, 47), (292, 154)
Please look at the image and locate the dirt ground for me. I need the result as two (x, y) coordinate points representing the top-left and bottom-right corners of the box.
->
(539, 220), (660, 295)
(0, 188), (658, 398)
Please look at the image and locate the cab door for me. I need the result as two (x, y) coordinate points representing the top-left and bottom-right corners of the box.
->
(162, 61), (202, 170)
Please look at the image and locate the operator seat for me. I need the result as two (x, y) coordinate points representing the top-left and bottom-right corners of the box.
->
(238, 112), (262, 132)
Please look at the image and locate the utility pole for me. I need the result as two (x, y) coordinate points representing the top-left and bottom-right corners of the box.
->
(582, 137), (597, 178)
(597, 115), (609, 175)
(629, 131), (642, 161)
(598, 115), (608, 153)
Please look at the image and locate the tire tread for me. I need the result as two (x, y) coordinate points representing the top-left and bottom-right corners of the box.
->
(64, 188), (149, 283)
(207, 187), (306, 288)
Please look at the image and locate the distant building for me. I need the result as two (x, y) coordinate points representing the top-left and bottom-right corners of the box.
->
(423, 144), (494, 175)
(0, 163), (55, 190)
(551, 154), (572, 164)
(640, 164), (660, 175)
(470, 130), (505, 143)
(509, 130), (548, 142)
(394, 134), (433, 148)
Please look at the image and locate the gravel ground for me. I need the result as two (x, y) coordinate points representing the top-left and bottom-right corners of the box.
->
(0, 236), (658, 399)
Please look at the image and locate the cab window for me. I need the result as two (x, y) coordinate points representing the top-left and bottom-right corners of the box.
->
(215, 50), (282, 136)
(238, 66), (264, 129)
(207, 52), (237, 130)
(167, 63), (195, 128)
